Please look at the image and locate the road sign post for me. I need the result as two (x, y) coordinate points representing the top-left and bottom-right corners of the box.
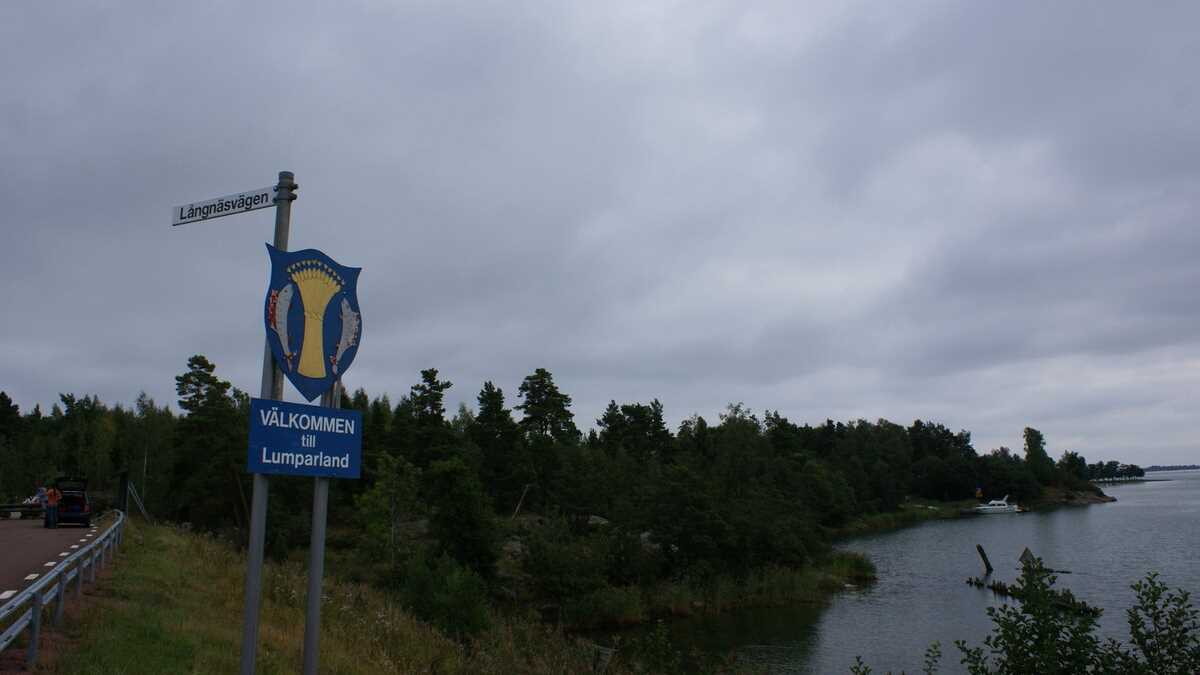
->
(252, 236), (363, 673)
(244, 393), (361, 674)
(240, 171), (296, 675)
(176, 171), (362, 675)
(302, 385), (338, 675)
(303, 472), (331, 674)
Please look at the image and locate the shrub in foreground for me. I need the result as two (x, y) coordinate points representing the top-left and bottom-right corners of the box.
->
(852, 559), (1200, 674)
(397, 551), (491, 639)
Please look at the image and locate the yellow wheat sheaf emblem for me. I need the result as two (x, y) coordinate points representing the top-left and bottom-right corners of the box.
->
(265, 244), (362, 401)
(288, 260), (344, 378)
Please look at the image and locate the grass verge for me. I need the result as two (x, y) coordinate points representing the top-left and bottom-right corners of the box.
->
(44, 520), (627, 674)
(38, 520), (872, 672)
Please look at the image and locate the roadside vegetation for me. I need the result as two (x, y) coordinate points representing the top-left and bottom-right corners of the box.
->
(0, 357), (1146, 663)
(48, 520), (763, 674)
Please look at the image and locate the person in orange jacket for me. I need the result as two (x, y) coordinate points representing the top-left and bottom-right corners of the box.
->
(45, 484), (62, 529)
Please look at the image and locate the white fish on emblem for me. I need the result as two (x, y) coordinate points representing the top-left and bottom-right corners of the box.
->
(269, 283), (296, 370)
(331, 296), (360, 375)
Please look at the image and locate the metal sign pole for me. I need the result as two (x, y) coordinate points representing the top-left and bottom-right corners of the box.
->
(240, 171), (297, 675)
(302, 382), (338, 674)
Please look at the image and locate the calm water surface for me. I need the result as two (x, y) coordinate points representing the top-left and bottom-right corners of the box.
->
(646, 470), (1200, 673)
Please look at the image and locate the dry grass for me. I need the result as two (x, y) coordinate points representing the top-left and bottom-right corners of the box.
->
(47, 520), (617, 674)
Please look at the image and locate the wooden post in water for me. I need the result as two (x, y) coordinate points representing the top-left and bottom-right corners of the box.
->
(976, 544), (994, 575)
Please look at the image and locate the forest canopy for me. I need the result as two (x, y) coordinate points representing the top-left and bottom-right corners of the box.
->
(0, 356), (1143, 633)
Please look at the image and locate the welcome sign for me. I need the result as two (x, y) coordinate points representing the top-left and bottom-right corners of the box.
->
(247, 398), (362, 478)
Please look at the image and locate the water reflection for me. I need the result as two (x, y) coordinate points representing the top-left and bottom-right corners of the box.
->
(634, 470), (1199, 674)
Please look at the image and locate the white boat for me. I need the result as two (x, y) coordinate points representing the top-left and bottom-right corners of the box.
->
(974, 495), (1021, 514)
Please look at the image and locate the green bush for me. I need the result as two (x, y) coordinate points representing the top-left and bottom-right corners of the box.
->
(424, 457), (498, 580)
(613, 620), (684, 674)
(855, 559), (1200, 674)
(604, 530), (666, 587)
(397, 551), (491, 640)
(523, 518), (608, 602)
(562, 585), (645, 628)
(1112, 573), (1200, 674)
(827, 551), (877, 584)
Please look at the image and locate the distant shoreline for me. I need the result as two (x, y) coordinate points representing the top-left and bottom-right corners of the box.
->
(1029, 485), (1117, 508)
(835, 486), (1121, 538)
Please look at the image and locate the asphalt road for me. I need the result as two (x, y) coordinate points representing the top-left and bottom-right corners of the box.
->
(0, 518), (97, 603)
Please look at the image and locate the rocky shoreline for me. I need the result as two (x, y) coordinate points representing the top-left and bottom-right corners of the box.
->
(1032, 485), (1117, 508)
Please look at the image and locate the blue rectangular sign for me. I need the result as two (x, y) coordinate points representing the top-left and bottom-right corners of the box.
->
(248, 398), (362, 478)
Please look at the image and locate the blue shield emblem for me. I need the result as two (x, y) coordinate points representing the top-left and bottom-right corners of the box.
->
(264, 244), (363, 401)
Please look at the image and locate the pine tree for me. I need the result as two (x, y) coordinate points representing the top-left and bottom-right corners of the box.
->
(406, 369), (456, 467)
(172, 355), (248, 533)
(596, 399), (672, 464)
(516, 368), (579, 504)
(515, 368), (579, 445)
(0, 392), (22, 498)
(1024, 427), (1057, 485)
(0, 391), (19, 444)
(411, 368), (451, 426)
(471, 382), (532, 511)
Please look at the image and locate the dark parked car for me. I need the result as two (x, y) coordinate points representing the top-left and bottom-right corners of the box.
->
(55, 476), (91, 527)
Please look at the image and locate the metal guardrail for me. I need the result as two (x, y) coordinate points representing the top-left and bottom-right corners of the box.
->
(0, 509), (126, 669)
(0, 504), (44, 517)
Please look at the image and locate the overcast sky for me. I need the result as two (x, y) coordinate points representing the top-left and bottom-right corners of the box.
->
(2, 2), (1197, 464)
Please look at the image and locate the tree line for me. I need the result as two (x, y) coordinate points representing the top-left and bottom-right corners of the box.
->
(1145, 464), (1198, 472)
(0, 356), (1142, 635)
(1085, 460), (1146, 482)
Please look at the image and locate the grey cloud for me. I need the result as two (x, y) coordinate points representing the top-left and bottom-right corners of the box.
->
(2, 1), (1198, 465)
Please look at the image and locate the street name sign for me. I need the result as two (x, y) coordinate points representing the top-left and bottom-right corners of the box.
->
(247, 398), (362, 478)
(172, 185), (276, 226)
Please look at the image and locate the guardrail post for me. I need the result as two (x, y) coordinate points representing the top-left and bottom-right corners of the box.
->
(54, 578), (66, 626)
(0, 516), (128, 668)
(26, 591), (43, 670)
